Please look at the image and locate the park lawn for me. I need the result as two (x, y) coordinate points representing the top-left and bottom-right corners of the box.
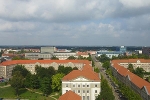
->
(0, 82), (5, 86)
(0, 87), (57, 100)
(0, 87), (16, 98)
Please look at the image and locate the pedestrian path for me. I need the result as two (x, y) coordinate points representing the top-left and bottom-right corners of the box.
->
(0, 84), (10, 88)
(26, 88), (58, 100)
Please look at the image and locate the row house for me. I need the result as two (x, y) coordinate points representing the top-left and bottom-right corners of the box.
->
(111, 59), (150, 100)
(113, 59), (150, 72)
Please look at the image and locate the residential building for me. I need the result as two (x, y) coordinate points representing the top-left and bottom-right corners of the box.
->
(112, 59), (150, 72)
(58, 90), (81, 100)
(111, 59), (150, 100)
(62, 64), (101, 100)
(0, 60), (91, 79)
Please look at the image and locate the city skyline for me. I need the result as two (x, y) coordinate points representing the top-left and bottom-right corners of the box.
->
(0, 0), (150, 46)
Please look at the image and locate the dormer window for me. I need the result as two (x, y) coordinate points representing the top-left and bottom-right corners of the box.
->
(137, 60), (140, 63)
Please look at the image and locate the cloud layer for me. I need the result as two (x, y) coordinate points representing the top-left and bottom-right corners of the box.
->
(0, 0), (150, 46)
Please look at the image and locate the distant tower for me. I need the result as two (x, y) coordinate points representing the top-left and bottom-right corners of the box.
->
(120, 46), (126, 53)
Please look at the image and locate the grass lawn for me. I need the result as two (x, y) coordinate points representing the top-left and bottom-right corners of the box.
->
(0, 87), (58, 100)
(0, 82), (5, 86)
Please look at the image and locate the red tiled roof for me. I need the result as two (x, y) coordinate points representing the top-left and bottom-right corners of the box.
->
(112, 59), (150, 64)
(112, 59), (150, 90)
(0, 60), (91, 66)
(58, 90), (81, 100)
(77, 52), (89, 56)
(62, 64), (100, 81)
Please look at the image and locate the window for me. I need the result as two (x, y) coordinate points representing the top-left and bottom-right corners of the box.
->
(78, 84), (80, 87)
(73, 84), (75, 87)
(66, 84), (68, 87)
(83, 90), (85, 93)
(95, 84), (97, 87)
(87, 90), (89, 93)
(83, 84), (85, 87)
(87, 96), (90, 100)
(83, 96), (85, 100)
(87, 85), (89, 87)
(66, 90), (68, 92)
(78, 90), (80, 93)
(95, 90), (97, 93)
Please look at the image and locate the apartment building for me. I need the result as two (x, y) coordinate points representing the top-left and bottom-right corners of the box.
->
(112, 59), (150, 72)
(62, 64), (101, 100)
(0, 60), (91, 79)
(111, 59), (150, 100)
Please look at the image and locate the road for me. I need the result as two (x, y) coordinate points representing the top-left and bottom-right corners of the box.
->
(91, 55), (120, 100)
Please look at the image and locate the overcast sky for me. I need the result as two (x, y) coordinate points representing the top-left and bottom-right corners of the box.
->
(0, 0), (150, 46)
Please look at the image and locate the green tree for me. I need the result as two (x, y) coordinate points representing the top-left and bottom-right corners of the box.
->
(10, 71), (24, 96)
(127, 64), (134, 72)
(73, 67), (78, 70)
(102, 61), (110, 69)
(40, 77), (51, 96)
(99, 54), (110, 63)
(146, 76), (150, 82)
(51, 56), (59, 60)
(35, 66), (56, 79)
(78, 55), (84, 60)
(24, 73), (31, 88)
(51, 73), (65, 92)
(134, 67), (145, 78)
(31, 75), (40, 89)
(119, 82), (142, 100)
(96, 79), (115, 100)
(67, 56), (76, 60)
(57, 66), (73, 75)
(12, 65), (30, 77)
(57, 66), (65, 74)
(94, 67), (100, 73)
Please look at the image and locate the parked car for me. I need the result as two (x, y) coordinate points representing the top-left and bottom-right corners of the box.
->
(115, 89), (120, 93)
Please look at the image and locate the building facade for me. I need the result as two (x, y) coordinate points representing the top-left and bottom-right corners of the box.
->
(111, 59), (150, 100)
(113, 59), (150, 72)
(62, 65), (101, 100)
(96, 46), (126, 58)
(25, 47), (78, 60)
(0, 60), (91, 79)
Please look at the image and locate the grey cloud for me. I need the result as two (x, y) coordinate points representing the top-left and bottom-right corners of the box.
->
(0, 0), (150, 46)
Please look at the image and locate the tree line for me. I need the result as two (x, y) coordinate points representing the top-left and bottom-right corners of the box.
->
(10, 65), (78, 97)
(96, 76), (115, 100)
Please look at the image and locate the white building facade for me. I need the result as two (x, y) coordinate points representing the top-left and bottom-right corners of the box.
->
(62, 65), (101, 100)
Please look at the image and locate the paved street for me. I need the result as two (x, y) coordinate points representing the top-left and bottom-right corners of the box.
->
(91, 55), (120, 100)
